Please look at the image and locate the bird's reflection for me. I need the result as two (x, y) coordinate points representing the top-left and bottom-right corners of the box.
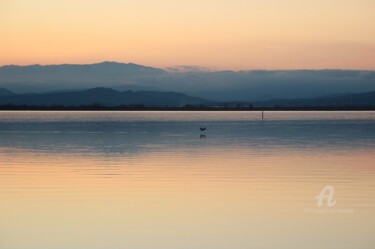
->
(200, 134), (206, 139)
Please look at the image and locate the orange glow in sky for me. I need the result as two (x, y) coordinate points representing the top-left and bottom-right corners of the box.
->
(1, 0), (375, 70)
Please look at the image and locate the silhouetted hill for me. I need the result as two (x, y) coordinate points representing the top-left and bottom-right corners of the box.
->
(1, 62), (375, 101)
(0, 88), (14, 96)
(0, 87), (209, 107)
(0, 62), (165, 93)
(255, 91), (375, 107)
(0, 61), (164, 77)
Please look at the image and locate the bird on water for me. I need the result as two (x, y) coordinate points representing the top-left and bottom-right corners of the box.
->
(200, 127), (207, 131)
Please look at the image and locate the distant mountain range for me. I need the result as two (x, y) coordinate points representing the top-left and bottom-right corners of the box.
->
(1, 62), (375, 102)
(0, 88), (15, 96)
(0, 62), (165, 93)
(0, 86), (374, 109)
(0, 87), (209, 107)
(254, 91), (375, 107)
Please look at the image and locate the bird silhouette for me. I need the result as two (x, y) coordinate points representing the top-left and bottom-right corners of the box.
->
(200, 127), (207, 131)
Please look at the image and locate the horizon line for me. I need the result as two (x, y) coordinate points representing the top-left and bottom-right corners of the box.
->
(1, 61), (375, 72)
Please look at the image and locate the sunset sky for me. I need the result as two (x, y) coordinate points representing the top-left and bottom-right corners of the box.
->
(1, 0), (374, 70)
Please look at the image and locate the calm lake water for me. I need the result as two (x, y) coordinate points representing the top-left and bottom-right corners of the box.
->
(0, 111), (374, 249)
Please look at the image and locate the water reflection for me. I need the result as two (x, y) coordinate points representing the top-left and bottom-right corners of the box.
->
(0, 111), (374, 249)
(0, 119), (374, 155)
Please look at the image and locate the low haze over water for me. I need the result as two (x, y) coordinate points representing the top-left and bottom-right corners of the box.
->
(0, 111), (374, 249)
